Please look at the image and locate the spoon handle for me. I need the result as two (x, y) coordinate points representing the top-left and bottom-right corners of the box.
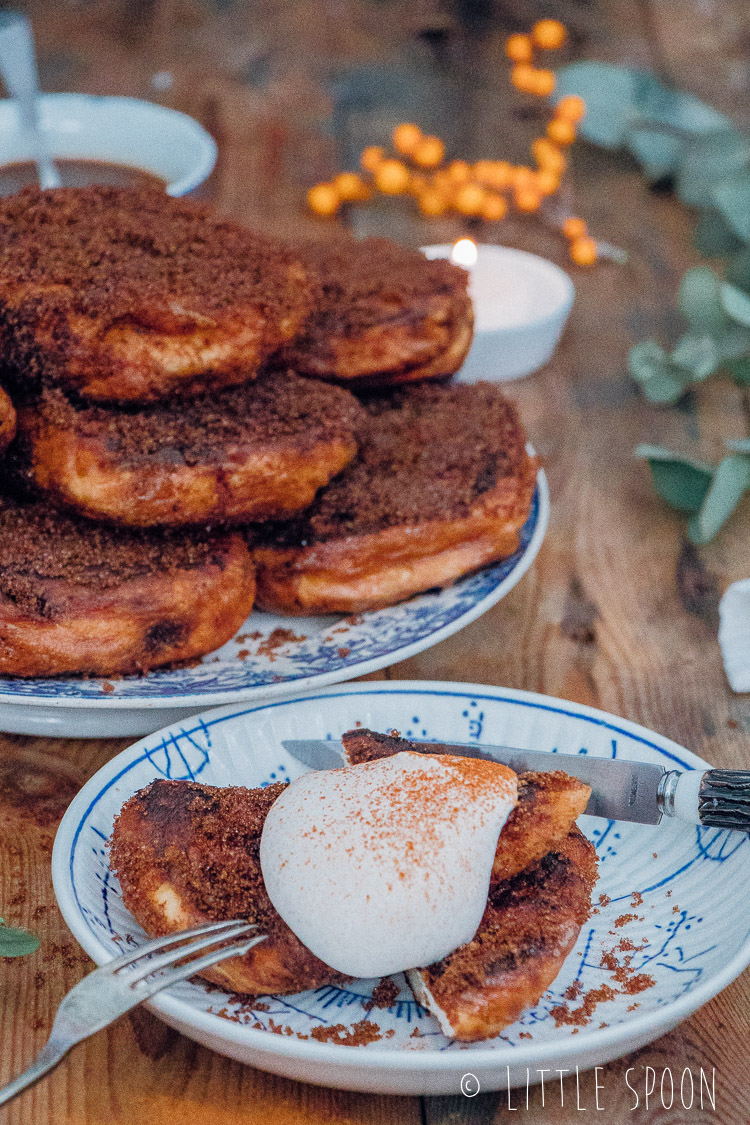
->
(0, 10), (61, 188)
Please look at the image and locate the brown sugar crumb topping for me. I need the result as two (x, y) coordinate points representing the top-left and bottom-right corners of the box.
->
(0, 496), (225, 616)
(110, 779), (288, 932)
(309, 1019), (386, 1045)
(291, 236), (468, 336)
(32, 371), (363, 467)
(0, 187), (309, 323)
(365, 977), (400, 1010)
(254, 628), (308, 660)
(258, 381), (529, 543)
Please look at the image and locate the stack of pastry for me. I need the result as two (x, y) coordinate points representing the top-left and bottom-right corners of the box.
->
(0, 186), (536, 679)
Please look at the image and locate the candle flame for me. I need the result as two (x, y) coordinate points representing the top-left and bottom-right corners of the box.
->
(450, 238), (478, 269)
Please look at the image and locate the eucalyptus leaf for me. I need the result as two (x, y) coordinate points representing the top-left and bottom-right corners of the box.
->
(628, 340), (689, 403)
(694, 210), (744, 258)
(636, 82), (731, 136)
(677, 131), (750, 208)
(726, 357), (750, 385)
(635, 444), (714, 512)
(678, 267), (725, 332)
(554, 63), (639, 148)
(688, 454), (750, 543)
(720, 281), (750, 326)
(713, 172), (750, 242)
(725, 247), (750, 293)
(627, 126), (683, 182)
(726, 437), (750, 453)
(713, 324), (750, 362)
(670, 333), (719, 380)
(0, 920), (40, 957)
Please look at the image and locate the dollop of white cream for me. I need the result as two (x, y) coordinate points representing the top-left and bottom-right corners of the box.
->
(259, 750), (517, 978)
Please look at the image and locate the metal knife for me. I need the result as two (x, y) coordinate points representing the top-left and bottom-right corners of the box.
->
(281, 738), (750, 831)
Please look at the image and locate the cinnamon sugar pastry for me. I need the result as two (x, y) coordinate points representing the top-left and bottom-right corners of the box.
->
(0, 386), (15, 455)
(0, 496), (255, 677)
(15, 372), (362, 527)
(284, 236), (473, 386)
(110, 779), (348, 997)
(0, 187), (312, 403)
(109, 763), (596, 1041)
(408, 828), (597, 1040)
(251, 382), (537, 614)
(340, 729), (591, 883)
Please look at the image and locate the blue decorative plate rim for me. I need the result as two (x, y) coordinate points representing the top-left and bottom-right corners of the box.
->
(52, 681), (750, 1074)
(0, 471), (548, 709)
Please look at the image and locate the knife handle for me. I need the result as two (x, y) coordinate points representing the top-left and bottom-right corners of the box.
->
(659, 769), (750, 831)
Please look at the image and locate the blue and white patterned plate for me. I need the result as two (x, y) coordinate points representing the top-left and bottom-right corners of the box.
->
(52, 681), (750, 1096)
(0, 470), (548, 738)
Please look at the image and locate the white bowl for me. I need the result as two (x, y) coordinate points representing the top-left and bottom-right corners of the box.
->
(0, 93), (216, 196)
(423, 244), (575, 382)
(52, 681), (750, 1096)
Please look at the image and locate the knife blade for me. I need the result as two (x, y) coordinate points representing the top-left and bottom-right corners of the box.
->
(281, 738), (666, 824)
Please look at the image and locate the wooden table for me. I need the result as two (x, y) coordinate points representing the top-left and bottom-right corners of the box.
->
(2, 1), (750, 1121)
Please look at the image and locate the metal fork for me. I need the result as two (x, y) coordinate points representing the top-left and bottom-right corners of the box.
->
(0, 918), (265, 1107)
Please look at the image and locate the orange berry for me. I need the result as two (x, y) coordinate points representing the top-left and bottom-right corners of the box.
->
(307, 183), (340, 217)
(417, 188), (447, 217)
(374, 159), (410, 194)
(570, 236), (597, 265)
(529, 68), (556, 97)
(393, 122), (422, 155)
(515, 186), (542, 212)
(333, 171), (370, 201)
(547, 118), (577, 146)
(531, 137), (567, 173)
(446, 160), (472, 183)
(505, 33), (533, 63)
(486, 160), (513, 189)
(412, 135), (445, 168)
(454, 183), (486, 216)
(562, 216), (587, 240)
(555, 94), (586, 122)
(431, 169), (453, 191)
(360, 145), (385, 172)
(532, 19), (567, 50)
(512, 164), (536, 190)
(536, 168), (560, 195)
(511, 64), (537, 93)
(407, 172), (428, 196)
(481, 193), (508, 221)
(473, 160), (510, 188)
(472, 160), (498, 185)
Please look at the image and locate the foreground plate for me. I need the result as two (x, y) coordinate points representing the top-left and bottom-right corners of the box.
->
(52, 682), (750, 1096)
(0, 472), (547, 738)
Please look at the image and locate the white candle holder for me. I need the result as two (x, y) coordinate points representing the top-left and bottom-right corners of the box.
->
(423, 243), (575, 382)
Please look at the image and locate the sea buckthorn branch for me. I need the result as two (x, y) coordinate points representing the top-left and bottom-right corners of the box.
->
(307, 19), (604, 268)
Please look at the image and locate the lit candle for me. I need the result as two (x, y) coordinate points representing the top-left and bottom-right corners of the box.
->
(450, 238), (478, 269)
(425, 241), (575, 381)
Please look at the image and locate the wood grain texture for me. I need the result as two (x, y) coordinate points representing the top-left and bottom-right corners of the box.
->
(1, 0), (750, 1121)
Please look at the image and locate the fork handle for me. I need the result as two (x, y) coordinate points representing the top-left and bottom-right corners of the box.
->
(0, 1036), (70, 1108)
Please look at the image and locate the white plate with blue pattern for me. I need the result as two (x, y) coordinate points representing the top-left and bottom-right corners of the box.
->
(52, 681), (750, 1096)
(0, 471), (548, 739)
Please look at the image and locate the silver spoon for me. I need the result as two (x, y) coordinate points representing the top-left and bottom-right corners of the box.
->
(0, 10), (61, 189)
